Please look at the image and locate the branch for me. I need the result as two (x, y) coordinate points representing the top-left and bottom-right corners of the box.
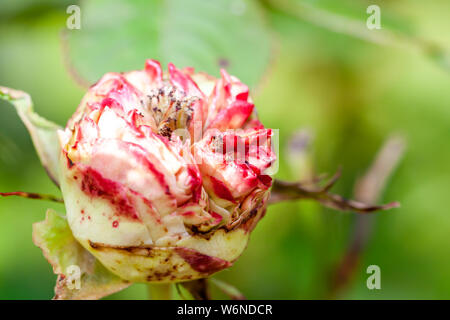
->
(328, 135), (406, 297)
(269, 168), (399, 214)
(60, 30), (91, 89)
(1, 191), (63, 203)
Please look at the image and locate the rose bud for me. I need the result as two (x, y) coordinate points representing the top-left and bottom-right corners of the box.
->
(57, 60), (275, 283)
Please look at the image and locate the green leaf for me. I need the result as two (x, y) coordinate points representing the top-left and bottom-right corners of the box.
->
(66, 0), (273, 88)
(0, 86), (61, 186)
(33, 209), (130, 300)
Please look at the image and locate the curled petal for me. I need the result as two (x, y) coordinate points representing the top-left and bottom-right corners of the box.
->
(145, 59), (163, 82)
(208, 100), (254, 130)
(205, 69), (251, 129)
(194, 128), (275, 205)
(168, 63), (204, 98)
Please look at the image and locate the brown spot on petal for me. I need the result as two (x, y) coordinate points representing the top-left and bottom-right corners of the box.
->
(66, 153), (74, 169)
(88, 241), (155, 257)
(175, 247), (231, 274)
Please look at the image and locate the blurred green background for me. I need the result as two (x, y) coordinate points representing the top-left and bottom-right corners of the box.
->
(0, 0), (449, 299)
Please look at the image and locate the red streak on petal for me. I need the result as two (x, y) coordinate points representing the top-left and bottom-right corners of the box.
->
(75, 125), (83, 145)
(140, 196), (163, 224)
(258, 174), (272, 188)
(220, 69), (232, 97)
(145, 59), (163, 82)
(101, 75), (139, 98)
(219, 69), (249, 101)
(80, 167), (139, 220)
(175, 247), (231, 274)
(100, 97), (123, 112)
(208, 100), (254, 130)
(73, 117), (98, 148)
(124, 142), (172, 195)
(112, 220), (119, 228)
(236, 91), (249, 101)
(234, 163), (258, 190)
(209, 211), (223, 224)
(247, 163), (261, 175)
(127, 110), (146, 137)
(181, 211), (195, 217)
(187, 165), (202, 202)
(210, 176), (234, 202)
(168, 63), (203, 97)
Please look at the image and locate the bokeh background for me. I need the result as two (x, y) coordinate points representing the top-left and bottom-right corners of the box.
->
(0, 0), (449, 299)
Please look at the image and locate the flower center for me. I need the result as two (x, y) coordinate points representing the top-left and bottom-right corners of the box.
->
(147, 85), (198, 138)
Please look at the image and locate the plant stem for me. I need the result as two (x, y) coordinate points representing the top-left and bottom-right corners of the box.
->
(147, 283), (172, 300)
(0, 191), (64, 203)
